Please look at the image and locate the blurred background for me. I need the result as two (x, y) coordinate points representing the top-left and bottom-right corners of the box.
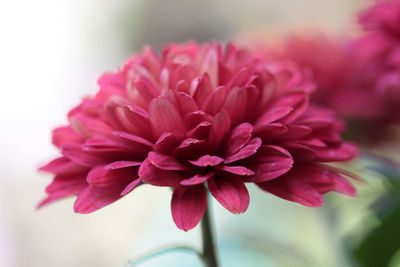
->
(2, 0), (399, 266)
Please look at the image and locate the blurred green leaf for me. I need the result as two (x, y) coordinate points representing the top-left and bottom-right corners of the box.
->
(353, 204), (400, 267)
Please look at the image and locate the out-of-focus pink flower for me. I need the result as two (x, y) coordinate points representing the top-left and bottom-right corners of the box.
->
(40, 42), (358, 231)
(249, 26), (400, 143)
(356, 0), (400, 124)
(359, 0), (400, 38)
(250, 35), (387, 120)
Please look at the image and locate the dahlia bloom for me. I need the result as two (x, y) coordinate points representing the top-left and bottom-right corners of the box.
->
(40, 42), (358, 231)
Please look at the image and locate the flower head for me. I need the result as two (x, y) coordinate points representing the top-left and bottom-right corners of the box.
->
(40, 42), (358, 231)
(249, 27), (400, 143)
(359, 0), (400, 38)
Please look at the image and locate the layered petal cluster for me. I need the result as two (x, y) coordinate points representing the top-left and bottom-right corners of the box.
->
(40, 42), (358, 231)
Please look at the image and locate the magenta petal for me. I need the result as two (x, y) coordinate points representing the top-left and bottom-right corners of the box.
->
(173, 138), (207, 159)
(87, 165), (136, 187)
(314, 142), (359, 162)
(216, 165), (255, 176)
(255, 107), (293, 125)
(180, 172), (214, 186)
(222, 87), (248, 124)
(70, 113), (113, 137)
(184, 111), (213, 130)
(96, 73), (125, 101)
(62, 143), (108, 167)
(148, 151), (191, 171)
(120, 179), (141, 196)
(115, 104), (151, 136)
(208, 110), (231, 152)
(224, 138), (262, 164)
(45, 174), (87, 194)
(208, 176), (249, 214)
(112, 131), (153, 147)
(38, 172), (89, 208)
(189, 155), (223, 167)
(227, 67), (252, 89)
(258, 181), (324, 207)
(52, 126), (83, 148)
(39, 157), (86, 175)
(176, 92), (199, 114)
(171, 185), (207, 231)
(249, 145), (293, 182)
(105, 161), (142, 170)
(224, 123), (253, 157)
(254, 123), (288, 141)
(134, 76), (159, 102)
(287, 184), (324, 207)
(153, 133), (182, 154)
(193, 73), (213, 107)
(256, 164), (342, 207)
(333, 175), (356, 196)
(139, 158), (182, 186)
(202, 86), (228, 115)
(187, 121), (212, 139)
(278, 125), (312, 140)
(74, 184), (126, 214)
(149, 96), (187, 139)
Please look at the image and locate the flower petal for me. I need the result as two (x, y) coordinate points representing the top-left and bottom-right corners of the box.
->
(104, 161), (142, 170)
(74, 184), (127, 214)
(222, 87), (248, 124)
(255, 107), (293, 125)
(52, 126), (83, 148)
(187, 121), (212, 139)
(39, 157), (87, 175)
(148, 151), (191, 171)
(253, 123), (288, 141)
(333, 175), (356, 197)
(258, 180), (324, 207)
(120, 179), (141, 196)
(149, 96), (187, 139)
(171, 185), (207, 231)
(193, 73), (213, 107)
(224, 138), (262, 164)
(173, 138), (207, 159)
(38, 172), (89, 208)
(177, 92), (199, 115)
(314, 142), (358, 162)
(224, 123), (253, 156)
(87, 165), (136, 187)
(216, 166), (255, 176)
(139, 158), (182, 186)
(112, 131), (153, 148)
(247, 145), (293, 182)
(189, 155), (224, 167)
(153, 132), (182, 154)
(180, 172), (214, 186)
(115, 104), (151, 137)
(62, 144), (108, 167)
(208, 110), (231, 153)
(202, 86), (228, 115)
(208, 175), (249, 214)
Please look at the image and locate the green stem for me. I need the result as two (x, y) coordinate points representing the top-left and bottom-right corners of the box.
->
(200, 195), (219, 267)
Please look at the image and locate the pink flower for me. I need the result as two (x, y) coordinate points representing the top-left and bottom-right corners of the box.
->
(249, 29), (400, 143)
(355, 0), (400, 125)
(40, 42), (358, 231)
(359, 0), (400, 39)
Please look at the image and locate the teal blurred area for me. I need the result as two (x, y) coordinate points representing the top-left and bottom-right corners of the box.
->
(1, 0), (400, 266)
